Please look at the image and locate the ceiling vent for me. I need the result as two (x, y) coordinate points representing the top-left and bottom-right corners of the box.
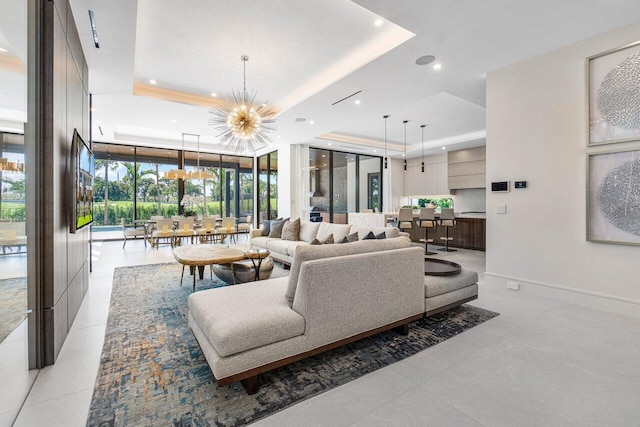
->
(332, 90), (362, 106)
(88, 10), (99, 48)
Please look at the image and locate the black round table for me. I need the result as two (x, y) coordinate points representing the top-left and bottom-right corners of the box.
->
(424, 258), (462, 276)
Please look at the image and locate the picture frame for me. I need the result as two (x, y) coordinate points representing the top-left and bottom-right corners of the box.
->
(587, 147), (640, 245)
(587, 40), (640, 146)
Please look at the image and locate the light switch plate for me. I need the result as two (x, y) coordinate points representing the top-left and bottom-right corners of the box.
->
(496, 204), (507, 214)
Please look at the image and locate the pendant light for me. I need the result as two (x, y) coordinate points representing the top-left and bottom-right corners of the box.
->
(164, 133), (189, 179)
(421, 124), (426, 173)
(187, 134), (215, 179)
(403, 120), (408, 171)
(383, 115), (389, 169)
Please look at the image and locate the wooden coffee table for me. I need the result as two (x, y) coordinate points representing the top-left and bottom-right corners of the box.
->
(173, 245), (246, 291)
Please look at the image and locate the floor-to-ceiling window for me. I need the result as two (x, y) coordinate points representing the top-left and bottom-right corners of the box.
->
(308, 148), (382, 223)
(92, 143), (253, 238)
(257, 151), (277, 225)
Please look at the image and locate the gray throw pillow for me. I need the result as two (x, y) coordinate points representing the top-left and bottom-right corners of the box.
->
(268, 217), (289, 238)
(375, 232), (386, 239)
(347, 232), (359, 242)
(309, 238), (323, 245)
(260, 220), (271, 236)
(281, 218), (301, 241)
(363, 231), (376, 240)
(338, 236), (349, 243)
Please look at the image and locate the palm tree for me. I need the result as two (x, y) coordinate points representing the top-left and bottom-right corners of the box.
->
(95, 159), (117, 225)
(121, 162), (155, 200)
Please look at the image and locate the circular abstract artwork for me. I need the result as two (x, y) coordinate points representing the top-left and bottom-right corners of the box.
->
(597, 158), (640, 237)
(597, 51), (640, 130)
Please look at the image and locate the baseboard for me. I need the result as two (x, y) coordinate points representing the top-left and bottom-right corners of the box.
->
(484, 272), (640, 319)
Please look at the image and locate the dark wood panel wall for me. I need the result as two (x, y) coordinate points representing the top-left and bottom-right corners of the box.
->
(31, 0), (89, 366)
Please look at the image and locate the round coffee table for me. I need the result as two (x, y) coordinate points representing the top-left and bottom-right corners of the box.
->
(173, 245), (246, 291)
(424, 258), (462, 276)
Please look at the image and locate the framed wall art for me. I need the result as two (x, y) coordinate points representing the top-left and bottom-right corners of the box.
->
(587, 148), (640, 245)
(587, 40), (640, 146)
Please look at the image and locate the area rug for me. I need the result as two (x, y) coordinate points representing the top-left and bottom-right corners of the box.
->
(87, 262), (498, 427)
(0, 276), (27, 343)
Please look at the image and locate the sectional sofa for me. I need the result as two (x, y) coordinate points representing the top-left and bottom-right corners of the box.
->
(249, 220), (400, 264)
(188, 227), (480, 394)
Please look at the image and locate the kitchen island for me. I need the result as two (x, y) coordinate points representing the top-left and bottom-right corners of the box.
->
(348, 211), (486, 251)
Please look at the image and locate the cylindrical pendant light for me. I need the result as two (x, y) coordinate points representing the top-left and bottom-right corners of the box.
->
(403, 120), (408, 171)
(383, 115), (389, 169)
(421, 124), (426, 173)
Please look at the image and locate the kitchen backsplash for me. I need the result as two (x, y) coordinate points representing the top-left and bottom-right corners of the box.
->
(452, 188), (486, 212)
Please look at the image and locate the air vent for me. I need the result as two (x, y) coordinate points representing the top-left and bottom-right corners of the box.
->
(88, 10), (99, 48)
(332, 90), (362, 106)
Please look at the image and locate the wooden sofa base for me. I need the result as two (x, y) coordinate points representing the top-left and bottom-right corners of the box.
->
(217, 313), (423, 394)
(425, 295), (478, 317)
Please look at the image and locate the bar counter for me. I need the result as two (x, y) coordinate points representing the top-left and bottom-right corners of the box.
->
(348, 212), (486, 251)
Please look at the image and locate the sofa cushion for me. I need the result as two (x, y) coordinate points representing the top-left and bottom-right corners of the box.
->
(349, 226), (400, 240)
(424, 269), (479, 298)
(188, 279), (304, 357)
(282, 218), (301, 241)
(363, 231), (376, 240)
(266, 239), (301, 256)
(285, 236), (412, 303)
(269, 217), (289, 238)
(316, 222), (352, 242)
(260, 220), (271, 236)
(347, 232), (359, 243)
(298, 220), (320, 243)
(251, 236), (276, 249)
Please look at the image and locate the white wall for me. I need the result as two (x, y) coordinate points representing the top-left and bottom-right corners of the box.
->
(486, 22), (640, 317)
(277, 144), (292, 218)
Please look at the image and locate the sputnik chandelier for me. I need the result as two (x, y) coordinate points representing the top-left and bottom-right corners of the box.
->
(209, 55), (277, 155)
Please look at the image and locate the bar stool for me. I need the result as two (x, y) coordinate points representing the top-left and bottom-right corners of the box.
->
(418, 208), (437, 256)
(397, 208), (414, 233)
(438, 208), (457, 252)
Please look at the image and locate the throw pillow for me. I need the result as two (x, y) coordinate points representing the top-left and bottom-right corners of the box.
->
(363, 231), (376, 240)
(260, 220), (271, 236)
(281, 218), (301, 241)
(309, 238), (323, 245)
(347, 232), (359, 243)
(375, 232), (387, 239)
(322, 234), (334, 244)
(268, 217), (289, 238)
(338, 236), (349, 243)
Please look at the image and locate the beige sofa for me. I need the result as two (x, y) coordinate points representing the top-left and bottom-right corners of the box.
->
(188, 237), (424, 394)
(250, 220), (401, 264)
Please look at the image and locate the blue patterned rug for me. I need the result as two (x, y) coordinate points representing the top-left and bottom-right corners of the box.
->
(87, 262), (498, 426)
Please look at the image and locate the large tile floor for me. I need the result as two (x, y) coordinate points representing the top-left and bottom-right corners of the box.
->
(9, 238), (640, 426)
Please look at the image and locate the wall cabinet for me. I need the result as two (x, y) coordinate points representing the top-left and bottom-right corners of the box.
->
(404, 161), (448, 197)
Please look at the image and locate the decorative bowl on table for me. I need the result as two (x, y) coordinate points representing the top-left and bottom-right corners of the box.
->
(212, 257), (274, 284)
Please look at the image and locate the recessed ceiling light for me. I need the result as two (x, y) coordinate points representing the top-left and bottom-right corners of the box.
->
(373, 149), (377, 153)
(96, 120), (101, 124)
(309, 120), (315, 125)
(295, 117), (306, 122)
(0, 48), (7, 53)
(328, 143), (332, 146)
(149, 79), (157, 85)
(433, 63), (442, 70)
(354, 100), (361, 105)
(170, 119), (176, 123)
(415, 55), (436, 66)
(442, 146), (446, 150)
(374, 19), (383, 27)
(210, 92), (217, 97)
(277, 135), (281, 139)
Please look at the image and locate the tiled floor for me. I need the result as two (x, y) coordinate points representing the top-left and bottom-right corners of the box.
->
(10, 238), (640, 426)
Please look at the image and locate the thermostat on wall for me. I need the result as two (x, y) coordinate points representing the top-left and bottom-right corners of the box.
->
(491, 181), (510, 192)
(515, 181), (527, 189)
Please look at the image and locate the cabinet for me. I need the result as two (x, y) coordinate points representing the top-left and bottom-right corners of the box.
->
(404, 161), (447, 197)
(407, 217), (486, 251)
